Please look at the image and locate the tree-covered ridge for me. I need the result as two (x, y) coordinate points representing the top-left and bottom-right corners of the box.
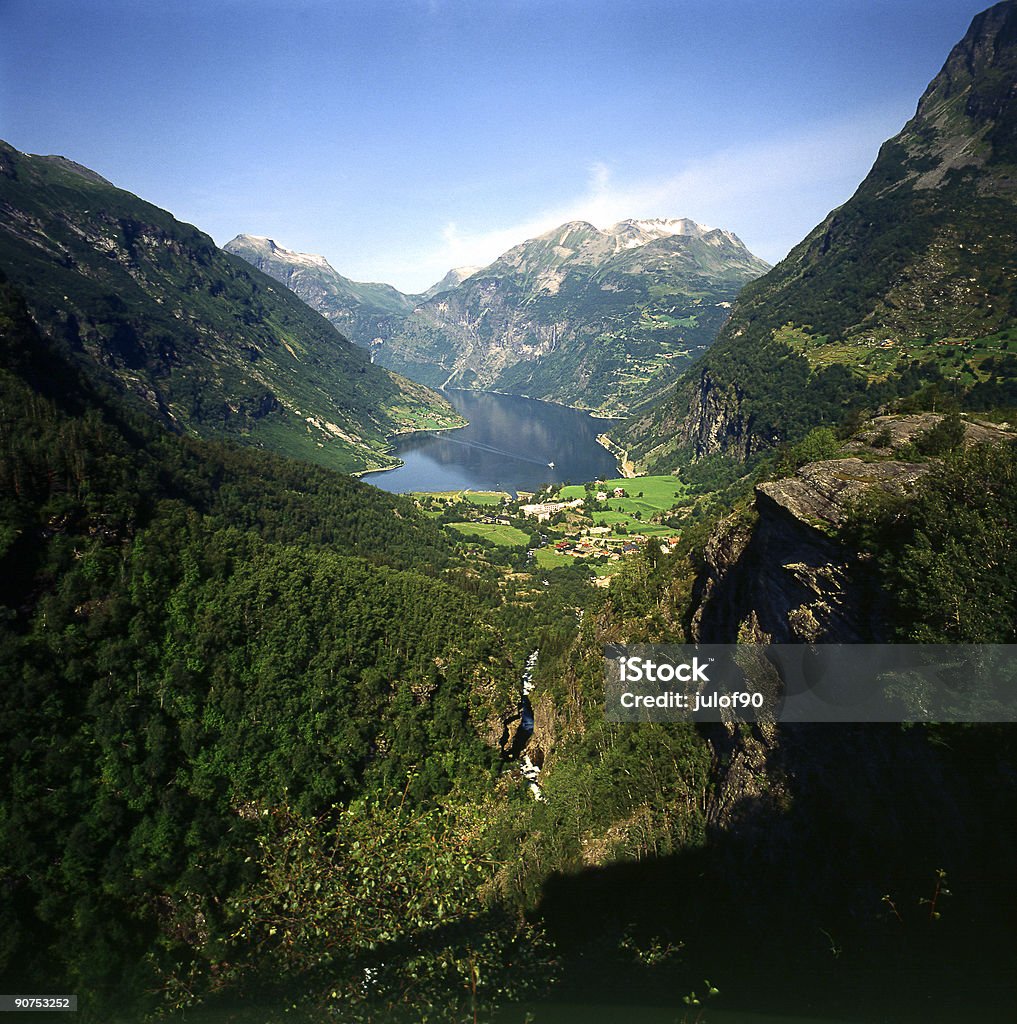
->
(0, 141), (460, 474)
(0, 278), (527, 1012)
(0, 283), (458, 575)
(616, 1), (1017, 469)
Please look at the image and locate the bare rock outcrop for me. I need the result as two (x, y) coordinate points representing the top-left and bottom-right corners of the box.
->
(756, 457), (931, 531)
(692, 457), (934, 643)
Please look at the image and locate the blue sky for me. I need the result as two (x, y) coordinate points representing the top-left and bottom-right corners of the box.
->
(1, 0), (993, 292)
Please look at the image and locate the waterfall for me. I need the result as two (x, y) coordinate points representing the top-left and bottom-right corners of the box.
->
(519, 651), (543, 801)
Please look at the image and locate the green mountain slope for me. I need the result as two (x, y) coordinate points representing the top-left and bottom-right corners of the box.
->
(0, 274), (518, 1011)
(0, 142), (460, 473)
(617, 0), (1017, 471)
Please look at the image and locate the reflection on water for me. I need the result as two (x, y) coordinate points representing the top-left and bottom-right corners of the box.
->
(367, 390), (619, 494)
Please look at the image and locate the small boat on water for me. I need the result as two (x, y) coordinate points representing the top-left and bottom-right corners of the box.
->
(547, 461), (555, 468)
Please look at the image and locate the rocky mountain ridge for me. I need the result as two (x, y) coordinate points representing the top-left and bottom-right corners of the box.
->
(223, 233), (421, 359)
(233, 216), (768, 415)
(381, 216), (769, 414)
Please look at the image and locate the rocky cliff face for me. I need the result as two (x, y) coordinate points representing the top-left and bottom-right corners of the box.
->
(690, 412), (1013, 642)
(675, 369), (775, 460)
(689, 450), (928, 644)
(690, 483), (885, 645)
(618, 363), (783, 472)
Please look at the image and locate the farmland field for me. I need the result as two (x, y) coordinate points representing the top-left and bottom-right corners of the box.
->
(447, 521), (530, 546)
(558, 474), (689, 534)
(559, 475), (689, 509)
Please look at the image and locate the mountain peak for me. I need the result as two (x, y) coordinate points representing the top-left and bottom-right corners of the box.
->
(225, 233), (418, 325)
(226, 233), (334, 272)
(533, 221), (601, 247)
(611, 217), (711, 236)
(895, 0), (1017, 188)
(507, 217), (752, 263)
(421, 265), (481, 299)
(917, 0), (1017, 116)
(604, 217), (746, 252)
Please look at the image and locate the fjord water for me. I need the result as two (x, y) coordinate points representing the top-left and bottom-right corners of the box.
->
(366, 389), (619, 494)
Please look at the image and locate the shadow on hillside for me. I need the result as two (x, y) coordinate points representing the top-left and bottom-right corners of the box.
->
(534, 722), (1017, 1023)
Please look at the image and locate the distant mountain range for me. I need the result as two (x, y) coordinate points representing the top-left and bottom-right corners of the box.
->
(618, 0), (1017, 471)
(228, 217), (769, 415)
(14, 0), (1015, 484)
(0, 143), (460, 474)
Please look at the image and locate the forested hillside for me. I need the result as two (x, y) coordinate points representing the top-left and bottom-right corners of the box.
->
(3, 242), (1016, 1023)
(3, 5), (1017, 1023)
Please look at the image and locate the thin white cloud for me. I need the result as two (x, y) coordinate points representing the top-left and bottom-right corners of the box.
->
(390, 103), (909, 291)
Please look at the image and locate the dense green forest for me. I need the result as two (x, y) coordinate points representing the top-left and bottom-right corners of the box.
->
(842, 441), (1017, 642)
(0, 276), (541, 1017)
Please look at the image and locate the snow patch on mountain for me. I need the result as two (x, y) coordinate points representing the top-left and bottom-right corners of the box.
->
(237, 235), (334, 271)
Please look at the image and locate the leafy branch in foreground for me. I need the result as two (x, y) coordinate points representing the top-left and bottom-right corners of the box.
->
(680, 979), (720, 1024)
(841, 442), (1016, 642)
(179, 794), (559, 1022)
(882, 868), (951, 928)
